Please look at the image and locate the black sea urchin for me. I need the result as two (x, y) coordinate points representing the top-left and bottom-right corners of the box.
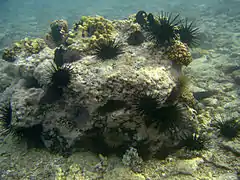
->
(134, 94), (186, 132)
(178, 19), (200, 47)
(180, 132), (207, 151)
(15, 124), (44, 149)
(0, 102), (12, 129)
(152, 103), (187, 132)
(48, 62), (73, 88)
(215, 118), (240, 140)
(147, 12), (180, 47)
(133, 95), (160, 122)
(93, 39), (124, 60)
(135, 10), (148, 26)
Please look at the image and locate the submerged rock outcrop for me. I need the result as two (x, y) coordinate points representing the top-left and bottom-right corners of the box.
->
(0, 12), (202, 159)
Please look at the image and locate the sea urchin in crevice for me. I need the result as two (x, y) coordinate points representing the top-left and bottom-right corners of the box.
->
(151, 103), (187, 133)
(133, 95), (161, 122)
(180, 132), (207, 151)
(41, 62), (74, 104)
(134, 94), (187, 133)
(93, 39), (124, 60)
(48, 62), (74, 89)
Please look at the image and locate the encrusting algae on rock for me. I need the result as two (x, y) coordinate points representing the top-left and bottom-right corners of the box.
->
(0, 10), (232, 180)
(69, 16), (115, 46)
(2, 38), (46, 62)
(166, 40), (193, 66)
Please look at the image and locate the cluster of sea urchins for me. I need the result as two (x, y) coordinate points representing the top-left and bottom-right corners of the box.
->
(133, 94), (207, 152)
(135, 10), (200, 48)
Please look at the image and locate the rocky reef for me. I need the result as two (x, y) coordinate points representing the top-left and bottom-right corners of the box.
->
(0, 11), (201, 156)
(1, 10), (239, 180)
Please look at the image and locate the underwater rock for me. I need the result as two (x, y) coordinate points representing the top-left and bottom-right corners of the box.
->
(221, 141), (240, 156)
(217, 173), (239, 180)
(45, 20), (68, 47)
(0, 62), (14, 93)
(231, 69), (240, 85)
(11, 86), (44, 128)
(104, 167), (145, 180)
(2, 38), (46, 62)
(127, 31), (145, 45)
(0, 14), (198, 157)
(175, 157), (204, 175)
(193, 90), (217, 101)
(122, 147), (143, 173)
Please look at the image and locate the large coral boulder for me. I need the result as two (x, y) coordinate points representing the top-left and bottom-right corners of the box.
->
(1, 15), (197, 158)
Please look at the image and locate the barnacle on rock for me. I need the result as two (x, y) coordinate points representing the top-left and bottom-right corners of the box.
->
(93, 39), (124, 60)
(147, 11), (180, 47)
(178, 19), (200, 47)
(166, 40), (193, 66)
(215, 118), (240, 140)
(2, 38), (46, 62)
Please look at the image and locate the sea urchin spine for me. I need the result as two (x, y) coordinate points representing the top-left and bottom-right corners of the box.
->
(93, 39), (124, 60)
(178, 18), (200, 47)
(48, 62), (74, 89)
(147, 11), (180, 47)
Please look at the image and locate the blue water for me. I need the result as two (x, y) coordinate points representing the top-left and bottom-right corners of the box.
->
(0, 0), (223, 51)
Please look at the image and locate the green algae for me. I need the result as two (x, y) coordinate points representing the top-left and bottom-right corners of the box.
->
(166, 40), (193, 66)
(2, 38), (46, 62)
